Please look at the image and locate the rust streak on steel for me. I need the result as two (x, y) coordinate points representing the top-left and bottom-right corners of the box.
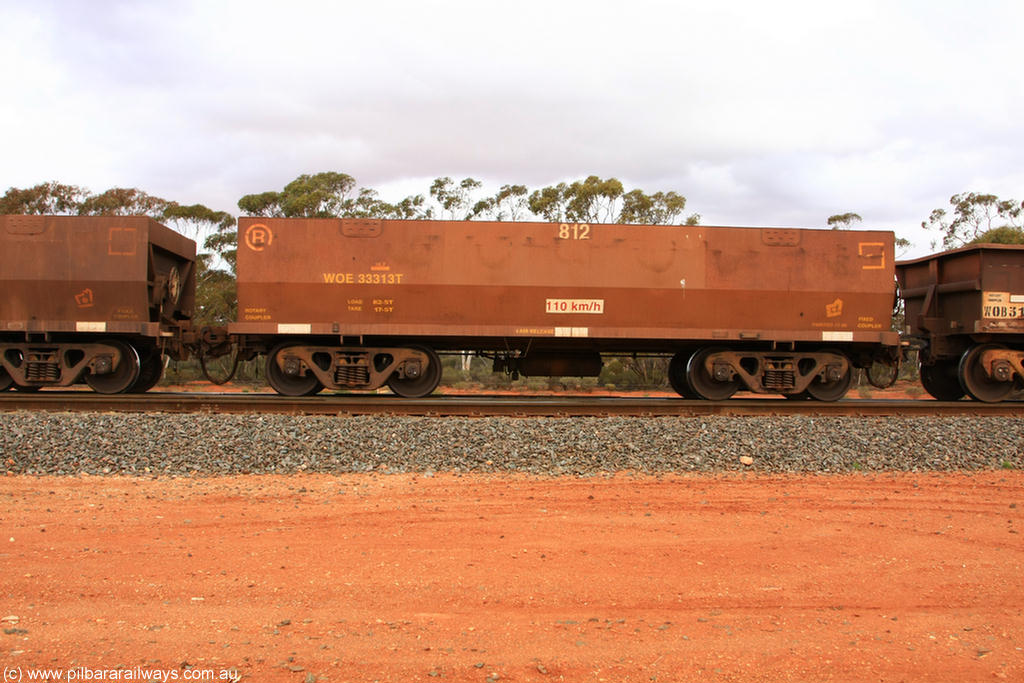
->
(0, 393), (1021, 417)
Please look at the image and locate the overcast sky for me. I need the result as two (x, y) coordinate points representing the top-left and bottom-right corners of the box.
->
(2, 0), (1022, 255)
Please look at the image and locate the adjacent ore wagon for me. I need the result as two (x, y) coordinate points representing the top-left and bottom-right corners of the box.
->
(233, 218), (900, 399)
(897, 244), (1024, 402)
(0, 215), (197, 393)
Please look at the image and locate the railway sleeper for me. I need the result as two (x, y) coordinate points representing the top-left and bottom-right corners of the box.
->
(688, 349), (852, 400)
(0, 341), (140, 391)
(266, 344), (439, 396)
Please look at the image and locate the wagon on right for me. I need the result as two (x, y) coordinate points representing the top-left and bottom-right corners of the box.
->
(897, 244), (1024, 402)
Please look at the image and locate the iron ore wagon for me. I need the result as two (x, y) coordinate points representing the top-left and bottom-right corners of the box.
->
(0, 215), (197, 393)
(897, 244), (1024, 402)
(232, 217), (900, 400)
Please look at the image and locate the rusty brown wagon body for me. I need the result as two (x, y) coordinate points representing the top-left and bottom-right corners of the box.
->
(233, 218), (900, 400)
(0, 215), (197, 393)
(897, 244), (1024, 402)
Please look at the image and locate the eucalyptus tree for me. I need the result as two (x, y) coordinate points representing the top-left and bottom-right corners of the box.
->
(923, 192), (1024, 249)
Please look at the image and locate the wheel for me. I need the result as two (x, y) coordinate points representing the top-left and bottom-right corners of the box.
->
(686, 347), (740, 401)
(958, 344), (1014, 403)
(804, 351), (854, 402)
(919, 360), (964, 401)
(84, 341), (140, 394)
(668, 351), (698, 398)
(266, 344), (323, 397)
(0, 366), (14, 391)
(387, 346), (442, 398)
(128, 347), (164, 393)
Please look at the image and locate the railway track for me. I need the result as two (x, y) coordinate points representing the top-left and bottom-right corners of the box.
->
(1, 392), (1021, 416)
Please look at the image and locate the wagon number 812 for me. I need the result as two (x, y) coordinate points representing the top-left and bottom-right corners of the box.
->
(558, 223), (591, 240)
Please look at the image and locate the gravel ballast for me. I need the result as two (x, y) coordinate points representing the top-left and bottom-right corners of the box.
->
(1, 412), (1022, 476)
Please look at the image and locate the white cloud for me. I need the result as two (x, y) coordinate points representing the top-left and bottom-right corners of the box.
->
(1, 0), (1022, 257)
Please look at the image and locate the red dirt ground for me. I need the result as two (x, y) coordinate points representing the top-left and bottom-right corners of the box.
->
(2, 472), (1022, 682)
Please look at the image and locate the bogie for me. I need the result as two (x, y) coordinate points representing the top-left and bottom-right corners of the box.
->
(677, 347), (856, 401)
(263, 343), (441, 398)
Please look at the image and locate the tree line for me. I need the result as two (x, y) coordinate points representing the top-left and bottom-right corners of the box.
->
(4, 173), (1023, 324)
(826, 192), (1024, 251)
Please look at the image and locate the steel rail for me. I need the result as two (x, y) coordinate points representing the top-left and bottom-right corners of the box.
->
(1, 392), (1021, 417)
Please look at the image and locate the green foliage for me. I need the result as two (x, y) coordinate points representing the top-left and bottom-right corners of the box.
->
(564, 176), (624, 223)
(203, 230), (237, 273)
(621, 189), (697, 225)
(347, 188), (398, 218)
(429, 177), (483, 220)
(163, 203), (236, 271)
(471, 184), (529, 221)
(526, 183), (569, 222)
(827, 212), (862, 230)
(528, 175), (624, 223)
(238, 171), (427, 220)
(457, 355), (657, 391)
(599, 356), (668, 388)
(194, 254), (237, 325)
(242, 171), (697, 228)
(970, 225), (1024, 245)
(528, 175), (696, 225)
(280, 172), (357, 217)
(390, 193), (428, 219)
(438, 353), (669, 392)
(237, 172), (358, 218)
(236, 191), (283, 217)
(923, 192), (1024, 249)
(237, 171), (697, 228)
(78, 187), (168, 216)
(164, 203), (234, 231)
(0, 181), (86, 214)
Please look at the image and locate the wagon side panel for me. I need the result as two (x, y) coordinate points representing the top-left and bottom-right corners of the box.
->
(0, 215), (196, 335)
(234, 218), (897, 349)
(897, 244), (1024, 342)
